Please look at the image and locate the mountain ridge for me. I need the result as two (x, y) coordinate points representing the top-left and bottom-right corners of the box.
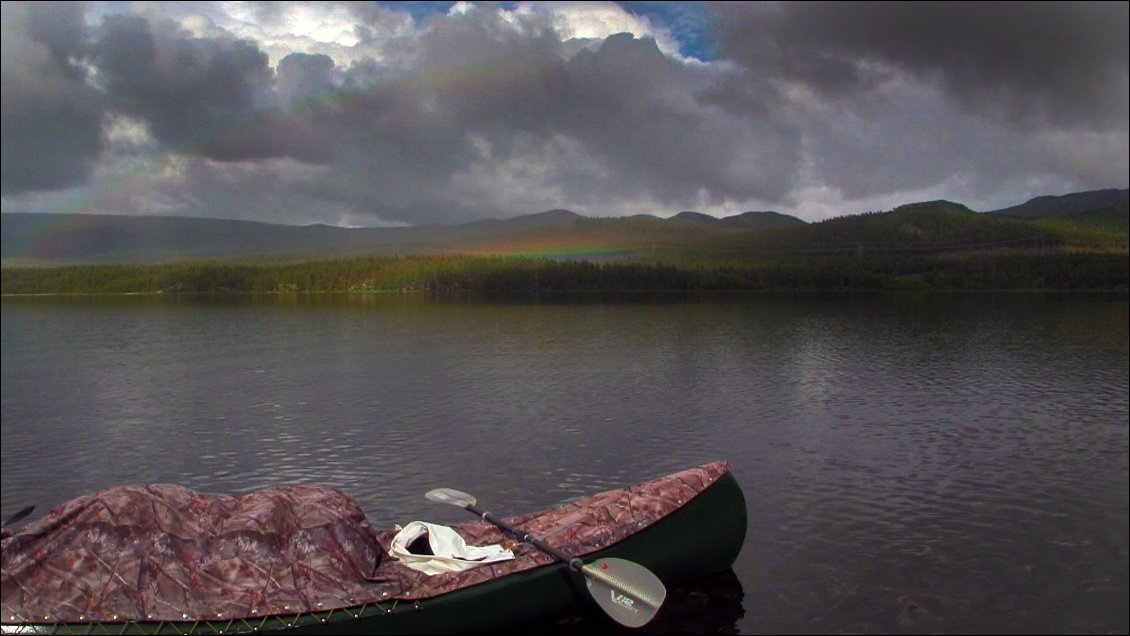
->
(989, 188), (1128, 218)
(3, 188), (1125, 265)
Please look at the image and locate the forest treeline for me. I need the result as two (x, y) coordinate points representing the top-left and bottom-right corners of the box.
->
(3, 250), (1126, 294)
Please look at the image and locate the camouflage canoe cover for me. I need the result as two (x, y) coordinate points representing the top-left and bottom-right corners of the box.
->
(2, 460), (730, 624)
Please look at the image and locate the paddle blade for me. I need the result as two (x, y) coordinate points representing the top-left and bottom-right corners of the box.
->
(2, 505), (34, 529)
(425, 488), (477, 508)
(582, 557), (667, 628)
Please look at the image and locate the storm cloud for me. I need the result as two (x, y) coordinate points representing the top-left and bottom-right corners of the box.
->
(1, 1), (1126, 224)
(710, 1), (1129, 208)
(1, 2), (104, 194)
(714, 1), (1129, 129)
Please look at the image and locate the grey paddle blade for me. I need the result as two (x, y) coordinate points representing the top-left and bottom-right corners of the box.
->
(428, 491), (667, 629)
(582, 557), (667, 628)
(425, 488), (477, 508)
(2, 505), (34, 529)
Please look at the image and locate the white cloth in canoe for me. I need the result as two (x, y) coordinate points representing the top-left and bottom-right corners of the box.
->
(389, 521), (515, 575)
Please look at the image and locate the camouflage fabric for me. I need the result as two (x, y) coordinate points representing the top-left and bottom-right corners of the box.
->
(2, 461), (730, 623)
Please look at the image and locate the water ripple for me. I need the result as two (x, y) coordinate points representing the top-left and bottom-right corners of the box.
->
(1, 293), (1127, 634)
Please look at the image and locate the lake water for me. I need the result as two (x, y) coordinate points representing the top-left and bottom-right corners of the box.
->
(2, 292), (1127, 634)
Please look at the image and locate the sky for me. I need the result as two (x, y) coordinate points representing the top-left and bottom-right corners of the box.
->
(1, 1), (1127, 227)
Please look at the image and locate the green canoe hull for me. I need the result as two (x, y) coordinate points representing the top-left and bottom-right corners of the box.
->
(2, 470), (746, 635)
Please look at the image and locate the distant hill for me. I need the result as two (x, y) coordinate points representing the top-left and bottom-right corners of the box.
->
(707, 198), (1127, 255)
(3, 188), (1127, 266)
(714, 200), (1032, 253)
(0, 213), (408, 264)
(720, 211), (807, 230)
(990, 189), (1128, 218)
(458, 208), (584, 232)
(670, 211), (718, 224)
(0, 208), (809, 265)
(4, 193), (1128, 294)
(819, 200), (991, 245)
(666, 210), (805, 230)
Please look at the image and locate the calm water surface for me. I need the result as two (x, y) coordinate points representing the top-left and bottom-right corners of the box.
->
(2, 293), (1127, 634)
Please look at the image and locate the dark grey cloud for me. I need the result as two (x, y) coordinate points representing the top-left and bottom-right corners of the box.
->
(713, 1), (1129, 130)
(22, 0), (88, 80)
(90, 15), (275, 159)
(146, 7), (803, 223)
(704, 1), (1128, 207)
(552, 33), (801, 205)
(2, 2), (1126, 223)
(324, 9), (801, 218)
(1, 2), (104, 194)
(276, 53), (337, 102)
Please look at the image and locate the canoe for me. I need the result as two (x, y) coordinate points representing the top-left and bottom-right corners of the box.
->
(1, 460), (746, 635)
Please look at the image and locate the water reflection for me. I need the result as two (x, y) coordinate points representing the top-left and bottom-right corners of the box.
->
(498, 570), (745, 635)
(1, 292), (1127, 634)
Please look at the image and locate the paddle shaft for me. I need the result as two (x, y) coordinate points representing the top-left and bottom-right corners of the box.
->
(464, 504), (663, 610)
(465, 503), (582, 569)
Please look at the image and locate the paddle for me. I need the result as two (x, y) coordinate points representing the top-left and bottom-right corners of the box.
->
(426, 488), (666, 628)
(2, 505), (34, 529)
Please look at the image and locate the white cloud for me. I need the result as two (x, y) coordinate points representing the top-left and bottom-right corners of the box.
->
(504, 2), (692, 62)
(125, 1), (413, 68)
